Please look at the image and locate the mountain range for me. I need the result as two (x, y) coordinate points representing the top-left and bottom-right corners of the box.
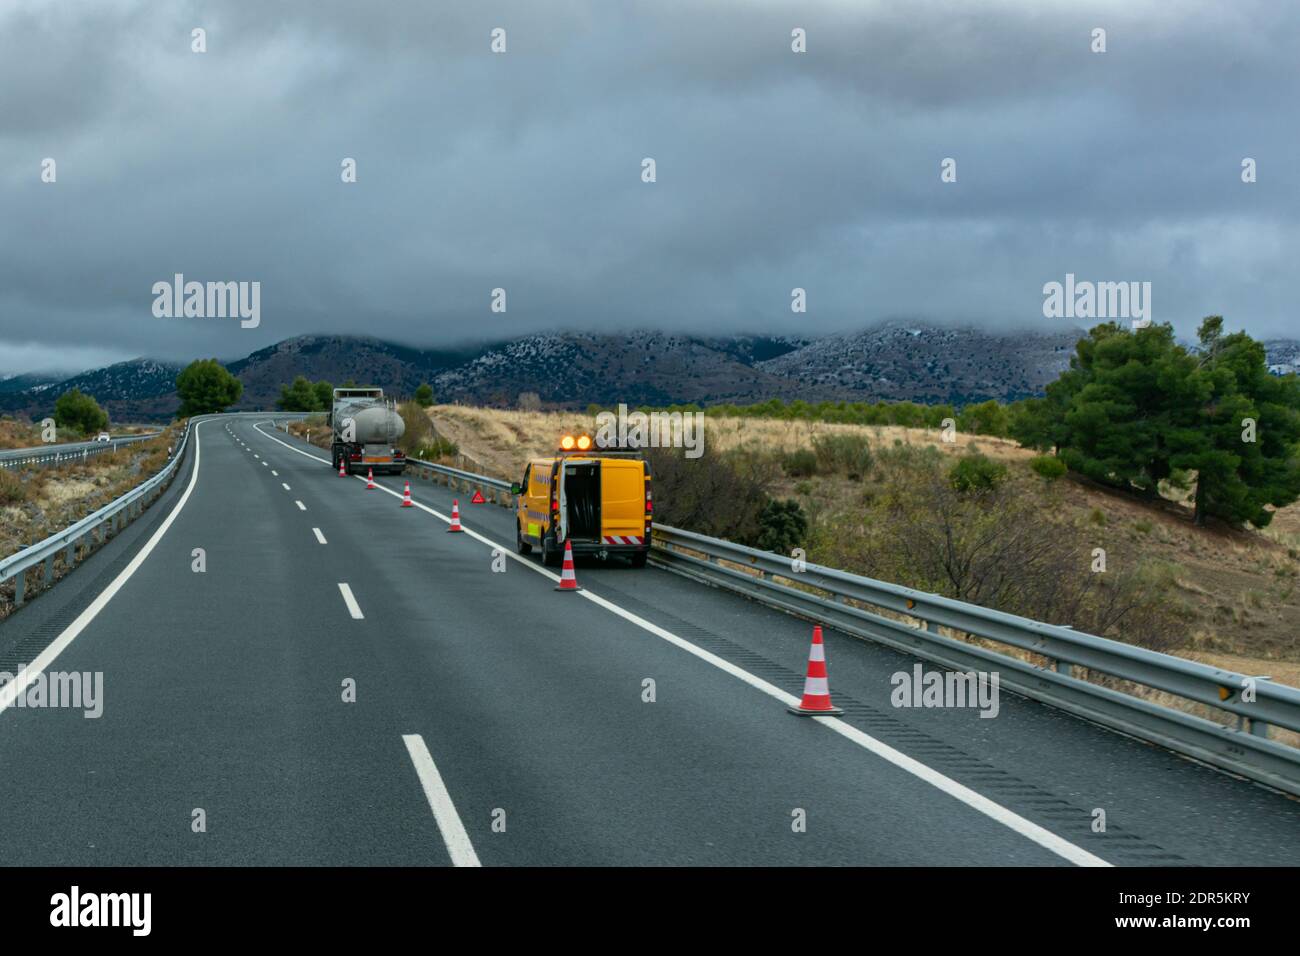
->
(3, 326), (1297, 423)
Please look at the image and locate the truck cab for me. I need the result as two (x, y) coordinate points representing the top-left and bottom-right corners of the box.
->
(513, 436), (652, 568)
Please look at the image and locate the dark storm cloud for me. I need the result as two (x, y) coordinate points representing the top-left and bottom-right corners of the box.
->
(1, 0), (1296, 375)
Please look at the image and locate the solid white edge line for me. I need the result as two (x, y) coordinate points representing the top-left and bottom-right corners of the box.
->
(402, 734), (481, 867)
(0, 419), (207, 715)
(313, 527), (327, 544)
(249, 422), (1110, 867)
(337, 582), (364, 619)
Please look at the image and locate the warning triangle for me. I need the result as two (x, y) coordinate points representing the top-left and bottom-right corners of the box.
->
(471, 489), (486, 504)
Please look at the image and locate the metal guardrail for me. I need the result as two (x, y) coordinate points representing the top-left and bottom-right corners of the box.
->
(0, 433), (158, 471)
(399, 454), (1300, 796)
(0, 427), (189, 606)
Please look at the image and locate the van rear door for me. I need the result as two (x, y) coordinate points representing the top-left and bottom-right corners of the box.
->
(599, 459), (646, 544)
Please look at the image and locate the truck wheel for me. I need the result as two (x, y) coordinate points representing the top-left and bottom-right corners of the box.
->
(516, 521), (533, 555)
(630, 551), (648, 568)
(542, 533), (562, 568)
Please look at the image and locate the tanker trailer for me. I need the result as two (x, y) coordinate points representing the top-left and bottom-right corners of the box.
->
(329, 387), (407, 475)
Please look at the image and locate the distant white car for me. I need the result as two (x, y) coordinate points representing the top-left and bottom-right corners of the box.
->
(95, 433), (111, 442)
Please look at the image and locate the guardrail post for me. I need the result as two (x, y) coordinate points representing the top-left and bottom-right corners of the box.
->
(1054, 659), (1073, 678)
(65, 541), (75, 567)
(14, 569), (24, 606)
(1248, 719), (1271, 739)
(43, 554), (54, 585)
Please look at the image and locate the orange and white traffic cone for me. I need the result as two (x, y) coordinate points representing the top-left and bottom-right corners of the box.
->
(446, 499), (464, 532)
(400, 480), (414, 507)
(366, 467), (375, 489)
(338, 459), (346, 477)
(554, 540), (581, 592)
(789, 625), (842, 715)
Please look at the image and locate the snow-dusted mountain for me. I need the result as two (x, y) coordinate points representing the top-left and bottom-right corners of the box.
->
(1, 325), (1102, 421)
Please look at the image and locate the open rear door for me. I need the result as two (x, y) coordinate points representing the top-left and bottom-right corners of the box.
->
(599, 459), (646, 544)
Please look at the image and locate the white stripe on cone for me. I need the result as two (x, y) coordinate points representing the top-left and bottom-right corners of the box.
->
(790, 625), (841, 715)
(555, 540), (581, 591)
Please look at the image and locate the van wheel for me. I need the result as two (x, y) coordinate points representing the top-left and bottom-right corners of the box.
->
(516, 521), (533, 555)
(630, 551), (648, 568)
(542, 533), (562, 568)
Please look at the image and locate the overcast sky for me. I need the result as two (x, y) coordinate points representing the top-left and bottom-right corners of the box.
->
(1, 0), (1296, 376)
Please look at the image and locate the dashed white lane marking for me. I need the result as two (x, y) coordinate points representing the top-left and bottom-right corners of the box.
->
(272, 470), (278, 476)
(249, 421), (1110, 867)
(295, 500), (306, 511)
(337, 582), (364, 619)
(402, 734), (481, 867)
(281, 483), (291, 491)
(313, 527), (327, 544)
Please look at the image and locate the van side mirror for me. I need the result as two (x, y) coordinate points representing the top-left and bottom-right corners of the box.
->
(510, 482), (521, 495)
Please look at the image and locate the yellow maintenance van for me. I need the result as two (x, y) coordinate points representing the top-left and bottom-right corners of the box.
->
(512, 434), (652, 567)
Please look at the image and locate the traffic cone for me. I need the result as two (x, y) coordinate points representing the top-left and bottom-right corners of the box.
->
(554, 540), (581, 592)
(400, 480), (414, 508)
(447, 499), (463, 532)
(788, 625), (843, 715)
(470, 488), (486, 504)
(366, 467), (375, 489)
(338, 459), (346, 477)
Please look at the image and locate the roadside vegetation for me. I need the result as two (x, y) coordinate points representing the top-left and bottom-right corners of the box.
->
(427, 399), (1300, 689)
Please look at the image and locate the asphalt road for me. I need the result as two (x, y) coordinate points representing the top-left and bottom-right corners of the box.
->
(0, 414), (1297, 866)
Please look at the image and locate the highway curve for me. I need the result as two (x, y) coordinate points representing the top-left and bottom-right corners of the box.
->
(0, 414), (1297, 866)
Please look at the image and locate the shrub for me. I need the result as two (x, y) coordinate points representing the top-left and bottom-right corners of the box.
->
(757, 498), (808, 554)
(176, 360), (242, 416)
(948, 453), (1007, 493)
(812, 432), (873, 479)
(416, 437), (459, 460)
(53, 389), (108, 435)
(1028, 455), (1067, 482)
(782, 448), (818, 477)
(414, 383), (434, 407)
(645, 446), (774, 545)
(0, 469), (29, 505)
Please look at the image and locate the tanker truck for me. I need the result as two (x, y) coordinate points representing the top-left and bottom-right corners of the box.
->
(329, 387), (407, 475)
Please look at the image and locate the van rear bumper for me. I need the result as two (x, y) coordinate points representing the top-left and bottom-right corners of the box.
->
(563, 538), (649, 554)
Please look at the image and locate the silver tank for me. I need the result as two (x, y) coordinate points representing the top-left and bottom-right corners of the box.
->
(334, 401), (405, 444)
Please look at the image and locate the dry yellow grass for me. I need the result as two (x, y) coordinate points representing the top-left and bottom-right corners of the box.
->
(427, 404), (1034, 481)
